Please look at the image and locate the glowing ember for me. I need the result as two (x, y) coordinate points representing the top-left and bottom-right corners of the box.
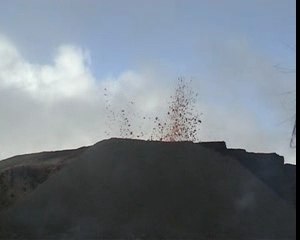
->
(152, 78), (202, 142)
(103, 78), (202, 142)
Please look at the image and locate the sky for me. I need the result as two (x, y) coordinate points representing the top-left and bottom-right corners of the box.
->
(0, 0), (296, 163)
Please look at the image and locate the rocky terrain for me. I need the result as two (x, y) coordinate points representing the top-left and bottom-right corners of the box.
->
(0, 147), (87, 211)
(0, 138), (296, 239)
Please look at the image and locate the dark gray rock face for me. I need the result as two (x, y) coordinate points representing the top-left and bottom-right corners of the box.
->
(0, 139), (296, 239)
(202, 143), (296, 207)
(0, 147), (88, 211)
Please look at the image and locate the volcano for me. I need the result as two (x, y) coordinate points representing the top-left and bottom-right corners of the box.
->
(0, 138), (296, 239)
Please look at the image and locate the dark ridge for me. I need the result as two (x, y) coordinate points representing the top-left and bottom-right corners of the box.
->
(199, 144), (296, 207)
(0, 146), (89, 171)
(197, 141), (227, 152)
(0, 138), (296, 239)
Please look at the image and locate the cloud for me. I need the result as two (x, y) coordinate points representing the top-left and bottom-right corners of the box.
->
(0, 37), (99, 158)
(0, 35), (95, 100)
(0, 35), (172, 160)
(0, 35), (296, 164)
